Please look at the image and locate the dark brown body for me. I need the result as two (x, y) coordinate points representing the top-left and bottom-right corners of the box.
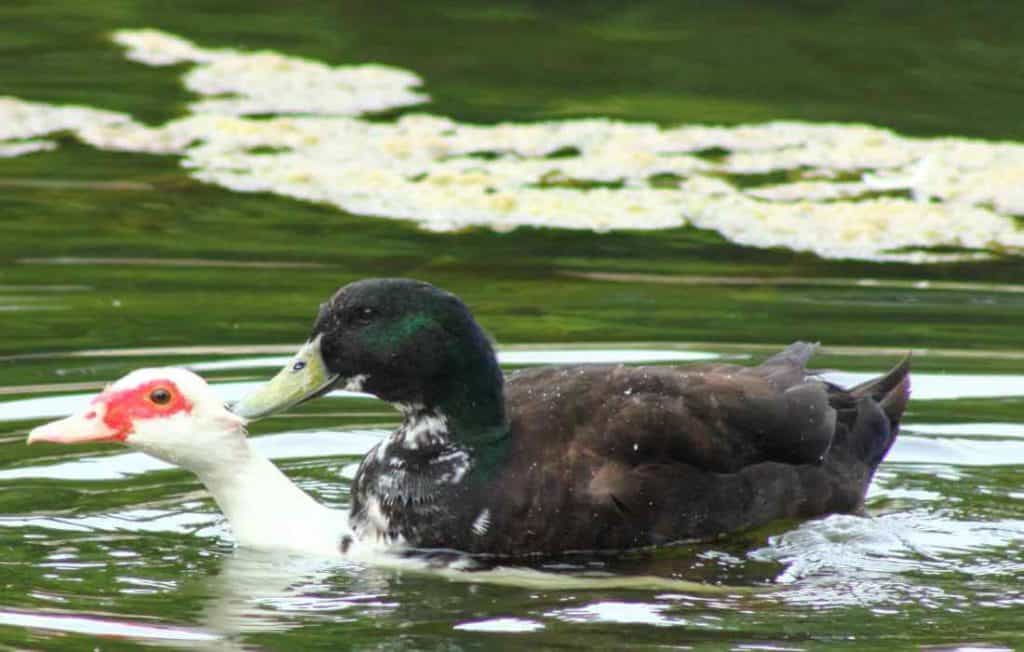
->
(411, 346), (910, 556)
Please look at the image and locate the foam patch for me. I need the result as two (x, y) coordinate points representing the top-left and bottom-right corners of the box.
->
(2, 29), (1023, 263)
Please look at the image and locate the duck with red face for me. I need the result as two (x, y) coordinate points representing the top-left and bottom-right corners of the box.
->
(28, 368), (354, 557)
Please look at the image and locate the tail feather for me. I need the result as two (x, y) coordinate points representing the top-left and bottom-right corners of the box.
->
(849, 353), (912, 425)
(762, 341), (819, 368)
(845, 353), (911, 468)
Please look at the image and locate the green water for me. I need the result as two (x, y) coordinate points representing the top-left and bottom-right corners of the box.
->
(2, 2), (1024, 649)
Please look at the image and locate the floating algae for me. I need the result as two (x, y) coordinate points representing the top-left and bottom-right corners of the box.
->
(111, 29), (428, 116)
(2, 28), (1023, 263)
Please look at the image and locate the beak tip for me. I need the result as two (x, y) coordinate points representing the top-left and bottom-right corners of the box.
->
(232, 337), (336, 420)
(25, 414), (120, 446)
(26, 429), (54, 445)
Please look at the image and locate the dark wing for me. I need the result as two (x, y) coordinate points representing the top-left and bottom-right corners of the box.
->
(483, 344), (909, 552)
(504, 342), (835, 474)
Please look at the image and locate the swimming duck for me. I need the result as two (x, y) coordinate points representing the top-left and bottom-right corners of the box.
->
(26, 369), (354, 557)
(233, 278), (911, 556)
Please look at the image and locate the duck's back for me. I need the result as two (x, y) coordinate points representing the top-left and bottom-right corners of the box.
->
(470, 343), (909, 555)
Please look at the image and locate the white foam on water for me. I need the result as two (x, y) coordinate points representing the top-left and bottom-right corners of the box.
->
(750, 511), (1024, 608)
(1, 29), (1023, 262)
(110, 29), (428, 116)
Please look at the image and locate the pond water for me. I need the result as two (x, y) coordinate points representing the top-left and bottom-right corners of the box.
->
(2, 2), (1024, 649)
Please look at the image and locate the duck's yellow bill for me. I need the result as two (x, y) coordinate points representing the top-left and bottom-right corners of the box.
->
(231, 335), (337, 420)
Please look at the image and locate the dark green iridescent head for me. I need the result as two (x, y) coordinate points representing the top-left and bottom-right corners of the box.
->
(316, 278), (503, 409)
(234, 279), (507, 437)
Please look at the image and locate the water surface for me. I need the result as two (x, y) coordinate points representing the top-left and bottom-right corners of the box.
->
(2, 2), (1023, 649)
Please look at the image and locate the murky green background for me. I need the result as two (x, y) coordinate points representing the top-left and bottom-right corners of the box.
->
(1, 2), (1023, 649)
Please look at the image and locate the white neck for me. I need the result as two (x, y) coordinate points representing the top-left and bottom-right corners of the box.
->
(195, 447), (348, 557)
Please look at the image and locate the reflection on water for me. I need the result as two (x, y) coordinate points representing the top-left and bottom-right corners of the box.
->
(8, 346), (1024, 423)
(194, 550), (390, 637)
(825, 371), (1024, 401)
(169, 547), (731, 640)
(567, 270), (1024, 295)
(188, 348), (720, 372)
(4, 2), (1024, 647)
(1, 344), (1023, 647)
(454, 617), (545, 632)
(0, 348), (715, 421)
(19, 257), (331, 270)
(0, 611), (219, 643)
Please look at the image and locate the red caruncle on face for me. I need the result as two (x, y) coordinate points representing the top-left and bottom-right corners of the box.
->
(94, 379), (194, 441)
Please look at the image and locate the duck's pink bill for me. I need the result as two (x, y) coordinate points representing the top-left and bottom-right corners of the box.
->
(27, 410), (121, 445)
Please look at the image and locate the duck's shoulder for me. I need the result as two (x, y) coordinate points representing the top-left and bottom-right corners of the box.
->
(503, 347), (836, 473)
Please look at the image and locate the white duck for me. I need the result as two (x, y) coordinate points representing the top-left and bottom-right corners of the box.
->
(24, 370), (738, 598)
(27, 368), (356, 557)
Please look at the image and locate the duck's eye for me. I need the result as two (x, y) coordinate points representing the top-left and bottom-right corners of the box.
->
(354, 307), (376, 324)
(292, 360), (307, 372)
(149, 388), (172, 405)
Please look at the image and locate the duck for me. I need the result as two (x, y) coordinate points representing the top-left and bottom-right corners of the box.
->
(232, 278), (911, 556)
(26, 368), (357, 557)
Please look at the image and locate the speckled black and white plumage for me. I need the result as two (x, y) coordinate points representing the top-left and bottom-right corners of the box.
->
(349, 407), (474, 545)
(299, 279), (911, 556)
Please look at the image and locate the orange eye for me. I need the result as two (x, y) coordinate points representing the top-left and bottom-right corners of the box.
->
(149, 388), (173, 405)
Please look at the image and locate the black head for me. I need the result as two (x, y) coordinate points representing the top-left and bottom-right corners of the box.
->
(312, 279), (502, 409)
